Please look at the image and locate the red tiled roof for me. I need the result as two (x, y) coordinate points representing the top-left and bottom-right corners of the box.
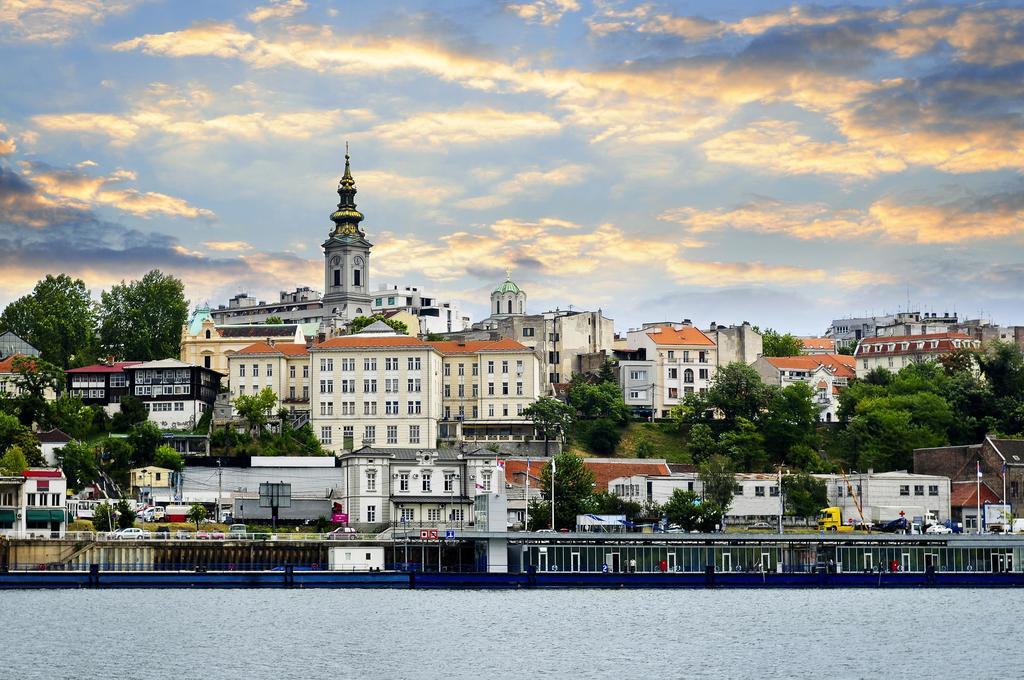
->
(315, 336), (428, 349)
(801, 337), (835, 350)
(66, 361), (143, 374)
(0, 354), (40, 373)
(646, 326), (715, 347)
(584, 459), (672, 490)
(855, 332), (977, 358)
(950, 481), (1001, 507)
(504, 459), (545, 487)
(23, 469), (63, 478)
(427, 339), (528, 353)
(235, 342), (309, 357)
(764, 354), (855, 379)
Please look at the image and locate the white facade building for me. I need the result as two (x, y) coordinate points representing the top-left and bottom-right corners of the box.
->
(854, 332), (981, 378)
(620, 323), (717, 418)
(814, 470), (952, 523)
(751, 354), (856, 422)
(0, 469), (68, 538)
(371, 284), (471, 334)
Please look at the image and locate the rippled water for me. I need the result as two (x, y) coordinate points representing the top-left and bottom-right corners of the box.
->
(4, 589), (1021, 679)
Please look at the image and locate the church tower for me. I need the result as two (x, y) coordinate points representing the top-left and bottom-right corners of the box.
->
(490, 268), (527, 318)
(321, 146), (372, 330)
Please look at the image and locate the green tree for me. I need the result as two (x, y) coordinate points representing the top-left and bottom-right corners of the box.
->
(0, 412), (43, 465)
(782, 472), (828, 517)
(760, 382), (819, 461)
(686, 423), (718, 463)
(56, 441), (99, 490)
(706, 362), (773, 423)
(233, 387), (279, 436)
(718, 417), (768, 471)
(264, 315), (284, 324)
(10, 356), (65, 427)
(698, 454), (735, 522)
(760, 328), (803, 357)
(114, 498), (136, 529)
(585, 418), (621, 455)
(101, 437), (135, 484)
(98, 270), (189, 361)
(111, 395), (148, 432)
(523, 398), (575, 457)
(597, 360), (618, 385)
(0, 274), (97, 368)
(127, 421), (163, 466)
(592, 491), (643, 521)
(540, 453), (596, 530)
(93, 502), (114, 532)
(348, 314), (408, 335)
(837, 342), (856, 355)
(153, 444), (184, 471)
(662, 489), (721, 532)
(568, 379), (629, 423)
(43, 394), (93, 440)
(186, 503), (208, 531)
(0, 445), (28, 475)
(634, 437), (655, 459)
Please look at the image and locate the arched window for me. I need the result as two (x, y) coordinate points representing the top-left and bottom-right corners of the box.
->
(353, 269), (361, 287)
(355, 308), (363, 314)
(507, 299), (512, 314)
(496, 300), (500, 314)
(334, 270), (341, 287)
(518, 300), (523, 314)
(684, 368), (694, 383)
(204, 330), (211, 339)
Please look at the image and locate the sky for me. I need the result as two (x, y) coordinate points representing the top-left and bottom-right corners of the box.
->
(1, 0), (1023, 335)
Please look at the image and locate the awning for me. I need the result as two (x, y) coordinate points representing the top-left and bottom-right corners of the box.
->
(26, 509), (64, 523)
(0, 509), (15, 524)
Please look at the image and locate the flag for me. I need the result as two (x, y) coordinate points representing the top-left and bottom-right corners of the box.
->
(551, 457), (556, 475)
(1003, 463), (1008, 478)
(495, 458), (505, 470)
(977, 461), (983, 479)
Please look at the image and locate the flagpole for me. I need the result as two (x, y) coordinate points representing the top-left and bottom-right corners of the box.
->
(525, 459), (530, 532)
(1003, 463), (1007, 532)
(977, 460), (982, 535)
(550, 458), (556, 531)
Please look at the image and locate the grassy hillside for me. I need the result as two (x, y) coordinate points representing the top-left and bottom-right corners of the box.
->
(569, 421), (692, 463)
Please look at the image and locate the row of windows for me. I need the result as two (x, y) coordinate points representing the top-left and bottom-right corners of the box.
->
(665, 350), (709, 363)
(320, 378), (425, 394)
(733, 485), (780, 497)
(319, 357), (423, 373)
(135, 385), (191, 396)
(667, 368), (709, 382)
(134, 369), (191, 384)
(444, 404), (524, 418)
(25, 493), (63, 507)
(146, 402), (185, 412)
(445, 382), (524, 397)
(899, 485), (941, 496)
(398, 507), (466, 523)
(320, 424), (421, 446)
(666, 387), (707, 399)
(443, 360), (524, 376)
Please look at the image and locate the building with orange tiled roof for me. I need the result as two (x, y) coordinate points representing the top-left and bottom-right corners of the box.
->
(426, 339), (541, 445)
(227, 341), (312, 415)
(2, 354), (58, 402)
(800, 337), (835, 355)
(752, 353), (857, 422)
(618, 322), (719, 418)
(853, 332), (980, 378)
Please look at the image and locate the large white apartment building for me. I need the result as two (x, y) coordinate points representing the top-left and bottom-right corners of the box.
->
(370, 284), (471, 335)
(310, 326), (443, 452)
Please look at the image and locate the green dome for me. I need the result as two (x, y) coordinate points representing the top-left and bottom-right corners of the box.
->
(493, 279), (522, 294)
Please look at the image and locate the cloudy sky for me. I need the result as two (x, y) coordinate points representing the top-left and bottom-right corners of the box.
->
(1, 0), (1022, 334)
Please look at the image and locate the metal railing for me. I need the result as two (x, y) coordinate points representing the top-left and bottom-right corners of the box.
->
(3, 530), (378, 542)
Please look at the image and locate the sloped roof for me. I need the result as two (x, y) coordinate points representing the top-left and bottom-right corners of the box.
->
(359, 319), (399, 335)
(950, 481), (1001, 507)
(583, 457), (672, 490)
(234, 342), (310, 357)
(503, 459), (545, 487)
(36, 429), (72, 443)
(0, 354), (26, 373)
(428, 339), (528, 354)
(66, 361), (142, 374)
(315, 336), (429, 350)
(23, 469), (64, 479)
(801, 337), (835, 350)
(990, 438), (1024, 466)
(763, 354), (855, 379)
(855, 332), (977, 357)
(129, 359), (196, 369)
(646, 326), (715, 347)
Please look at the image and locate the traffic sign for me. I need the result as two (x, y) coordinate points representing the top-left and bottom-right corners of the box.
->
(445, 529), (456, 539)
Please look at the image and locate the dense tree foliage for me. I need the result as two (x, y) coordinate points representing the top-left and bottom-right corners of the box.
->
(662, 489), (722, 532)
(99, 270), (189, 361)
(111, 395), (148, 432)
(782, 473), (828, 517)
(698, 454), (736, 520)
(529, 453), (597, 530)
(523, 398), (575, 456)
(56, 441), (99, 491)
(0, 445), (28, 475)
(233, 387), (278, 436)
(348, 314), (408, 335)
(0, 274), (97, 368)
(9, 356), (65, 427)
(759, 328), (804, 357)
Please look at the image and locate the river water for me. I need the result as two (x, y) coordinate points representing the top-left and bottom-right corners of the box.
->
(3, 589), (1020, 679)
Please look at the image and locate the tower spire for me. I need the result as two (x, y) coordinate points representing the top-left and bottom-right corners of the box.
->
(330, 141), (364, 237)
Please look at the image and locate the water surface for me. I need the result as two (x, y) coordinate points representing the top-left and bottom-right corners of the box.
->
(3, 589), (1018, 679)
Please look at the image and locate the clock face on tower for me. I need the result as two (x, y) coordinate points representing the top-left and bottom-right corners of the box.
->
(331, 256), (341, 266)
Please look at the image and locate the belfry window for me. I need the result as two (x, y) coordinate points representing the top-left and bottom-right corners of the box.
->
(354, 269), (361, 286)
(507, 299), (512, 314)
(333, 269), (341, 287)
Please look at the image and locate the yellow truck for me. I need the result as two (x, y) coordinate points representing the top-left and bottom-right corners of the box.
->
(817, 507), (854, 532)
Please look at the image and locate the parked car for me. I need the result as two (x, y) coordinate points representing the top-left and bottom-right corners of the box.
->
(197, 530), (225, 540)
(154, 526), (170, 539)
(228, 524), (248, 538)
(746, 522), (773, 531)
(174, 529), (192, 539)
(926, 524), (953, 535)
(327, 526), (357, 540)
(112, 527), (151, 540)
